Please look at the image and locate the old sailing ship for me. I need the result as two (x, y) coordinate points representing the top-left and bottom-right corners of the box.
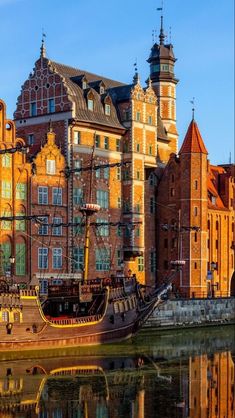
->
(0, 141), (184, 352)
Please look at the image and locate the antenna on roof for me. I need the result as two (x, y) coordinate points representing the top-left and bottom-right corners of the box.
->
(190, 97), (195, 120)
(40, 29), (46, 58)
(169, 26), (172, 43)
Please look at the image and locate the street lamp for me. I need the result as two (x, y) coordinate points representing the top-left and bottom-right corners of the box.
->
(211, 261), (217, 298)
(9, 255), (15, 281)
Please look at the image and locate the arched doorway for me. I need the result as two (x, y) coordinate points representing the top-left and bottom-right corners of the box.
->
(230, 272), (235, 296)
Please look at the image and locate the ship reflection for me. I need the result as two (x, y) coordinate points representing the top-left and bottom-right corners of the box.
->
(0, 337), (234, 417)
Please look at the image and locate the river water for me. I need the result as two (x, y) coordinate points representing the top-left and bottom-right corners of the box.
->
(0, 325), (234, 418)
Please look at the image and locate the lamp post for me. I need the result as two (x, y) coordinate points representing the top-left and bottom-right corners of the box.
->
(211, 261), (217, 298)
(9, 255), (15, 285)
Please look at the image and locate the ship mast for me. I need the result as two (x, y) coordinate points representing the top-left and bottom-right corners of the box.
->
(81, 144), (100, 282)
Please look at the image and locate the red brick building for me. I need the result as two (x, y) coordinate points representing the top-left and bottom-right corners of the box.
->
(10, 22), (234, 296)
(156, 119), (235, 297)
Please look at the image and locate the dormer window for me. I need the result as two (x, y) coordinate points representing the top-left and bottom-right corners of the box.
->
(88, 98), (94, 111)
(82, 80), (87, 89)
(100, 86), (105, 94)
(105, 103), (111, 116)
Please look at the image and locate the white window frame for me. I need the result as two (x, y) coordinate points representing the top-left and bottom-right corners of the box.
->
(38, 186), (48, 205)
(46, 159), (56, 175)
(52, 187), (62, 205)
(38, 247), (48, 269)
(52, 248), (62, 269)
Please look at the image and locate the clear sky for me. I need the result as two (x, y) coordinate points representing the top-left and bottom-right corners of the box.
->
(0, 0), (234, 165)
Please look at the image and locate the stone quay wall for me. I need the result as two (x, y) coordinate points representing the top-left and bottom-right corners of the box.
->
(145, 297), (235, 329)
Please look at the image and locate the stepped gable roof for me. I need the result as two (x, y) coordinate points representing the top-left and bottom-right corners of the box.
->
(49, 60), (125, 130)
(179, 119), (208, 154)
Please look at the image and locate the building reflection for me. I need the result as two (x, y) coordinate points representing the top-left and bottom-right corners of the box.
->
(0, 349), (234, 417)
(189, 351), (234, 418)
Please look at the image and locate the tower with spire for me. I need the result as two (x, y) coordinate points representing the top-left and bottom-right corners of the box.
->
(147, 14), (178, 157)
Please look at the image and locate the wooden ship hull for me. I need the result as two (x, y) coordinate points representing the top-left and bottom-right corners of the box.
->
(0, 277), (166, 352)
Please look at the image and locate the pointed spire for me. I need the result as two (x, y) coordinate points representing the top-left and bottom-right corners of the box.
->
(179, 120), (208, 155)
(40, 32), (46, 58)
(159, 15), (165, 45)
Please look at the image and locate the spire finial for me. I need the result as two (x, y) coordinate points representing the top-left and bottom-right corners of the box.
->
(157, 1), (165, 45)
(40, 30), (46, 58)
(133, 59), (140, 84)
(190, 97), (195, 120)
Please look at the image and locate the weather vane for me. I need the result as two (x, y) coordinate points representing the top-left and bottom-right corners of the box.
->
(190, 97), (195, 120)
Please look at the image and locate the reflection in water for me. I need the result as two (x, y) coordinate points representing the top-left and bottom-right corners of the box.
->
(0, 325), (234, 418)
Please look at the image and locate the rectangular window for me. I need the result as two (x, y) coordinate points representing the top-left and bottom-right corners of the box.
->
(73, 188), (83, 205)
(96, 190), (109, 208)
(38, 186), (48, 205)
(28, 134), (34, 145)
(2, 154), (11, 167)
(116, 139), (121, 151)
(73, 216), (84, 235)
(88, 99), (94, 111)
(104, 136), (109, 149)
(48, 98), (55, 113)
(52, 187), (62, 205)
(103, 166), (109, 179)
(105, 104), (111, 116)
(117, 249), (122, 267)
(38, 247), (48, 269)
(16, 183), (27, 200)
(2, 180), (12, 198)
(96, 218), (109, 237)
(138, 256), (144, 272)
(117, 196), (122, 208)
(148, 115), (153, 125)
(0, 243), (11, 274)
(150, 251), (156, 273)
(136, 143), (140, 152)
(53, 248), (62, 269)
(16, 213), (26, 231)
(74, 159), (81, 176)
(95, 135), (100, 148)
(135, 227), (140, 237)
(52, 217), (62, 236)
(117, 167), (121, 180)
(124, 109), (130, 121)
(195, 180), (198, 190)
(117, 225), (122, 237)
(194, 206), (198, 216)
(149, 145), (153, 155)
(136, 111), (141, 121)
(136, 170), (140, 180)
(73, 247), (84, 271)
(15, 243), (26, 276)
(46, 159), (56, 174)
(96, 248), (110, 271)
(74, 131), (80, 145)
(95, 167), (101, 179)
(38, 217), (48, 235)
(30, 102), (37, 117)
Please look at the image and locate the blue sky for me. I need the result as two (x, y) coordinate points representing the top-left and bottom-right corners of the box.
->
(0, 0), (234, 165)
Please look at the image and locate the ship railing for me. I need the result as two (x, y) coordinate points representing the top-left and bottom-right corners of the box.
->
(48, 314), (102, 325)
(20, 289), (38, 297)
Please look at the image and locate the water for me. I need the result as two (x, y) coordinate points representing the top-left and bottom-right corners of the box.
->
(0, 325), (234, 418)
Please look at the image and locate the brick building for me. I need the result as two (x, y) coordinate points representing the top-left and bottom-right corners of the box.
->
(30, 128), (69, 290)
(13, 26), (178, 287)
(156, 119), (235, 297)
(8, 21), (234, 295)
(0, 99), (31, 283)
